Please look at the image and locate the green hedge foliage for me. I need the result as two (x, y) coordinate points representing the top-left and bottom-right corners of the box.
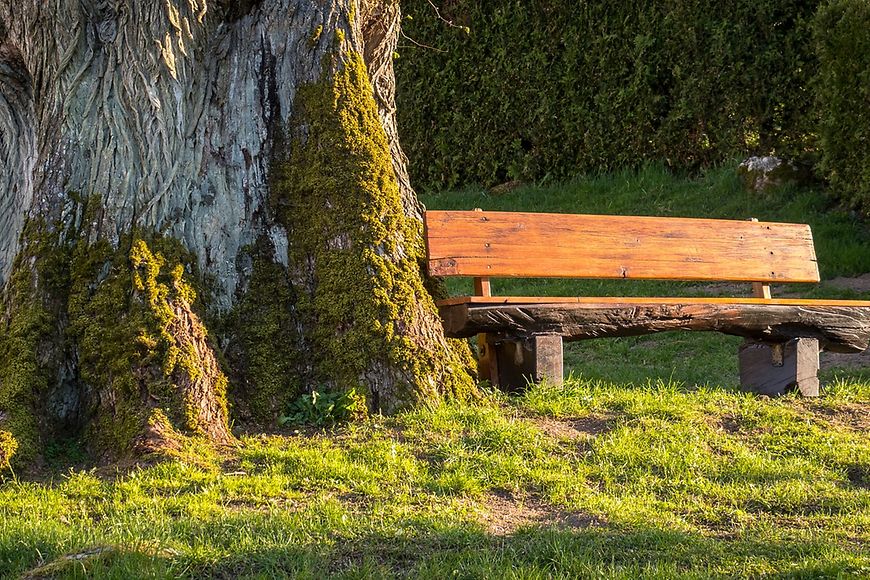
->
(813, 0), (870, 211)
(396, 1), (820, 190)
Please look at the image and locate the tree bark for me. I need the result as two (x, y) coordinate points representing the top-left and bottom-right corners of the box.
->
(0, 1), (475, 468)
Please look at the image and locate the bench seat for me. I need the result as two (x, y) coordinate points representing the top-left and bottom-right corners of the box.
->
(437, 296), (870, 353)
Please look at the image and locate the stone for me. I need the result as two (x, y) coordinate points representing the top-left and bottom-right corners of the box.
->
(737, 156), (805, 193)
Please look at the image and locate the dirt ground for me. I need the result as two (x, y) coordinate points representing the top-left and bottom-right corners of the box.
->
(479, 489), (603, 536)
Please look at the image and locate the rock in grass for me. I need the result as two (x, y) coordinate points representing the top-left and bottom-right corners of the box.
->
(738, 156), (806, 193)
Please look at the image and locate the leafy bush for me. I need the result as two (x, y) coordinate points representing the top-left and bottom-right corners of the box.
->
(813, 0), (870, 211)
(396, 1), (820, 190)
(279, 388), (363, 427)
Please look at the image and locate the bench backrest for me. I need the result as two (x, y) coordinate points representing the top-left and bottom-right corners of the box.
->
(424, 210), (820, 283)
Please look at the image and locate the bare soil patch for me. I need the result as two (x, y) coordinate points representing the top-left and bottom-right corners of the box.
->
(821, 349), (870, 371)
(533, 415), (613, 441)
(480, 489), (602, 536)
(846, 464), (870, 489)
(800, 402), (870, 432)
(826, 273), (870, 294)
(689, 274), (870, 299)
(717, 414), (742, 434)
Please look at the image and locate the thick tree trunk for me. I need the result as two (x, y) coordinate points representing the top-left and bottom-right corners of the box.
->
(0, 1), (475, 468)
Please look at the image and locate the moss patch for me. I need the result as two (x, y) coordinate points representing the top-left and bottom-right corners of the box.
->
(270, 49), (476, 413)
(0, 430), (19, 470)
(225, 241), (301, 423)
(0, 222), (67, 469)
(68, 234), (232, 457)
(0, 216), (231, 467)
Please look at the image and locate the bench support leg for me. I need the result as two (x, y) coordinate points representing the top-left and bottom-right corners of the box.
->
(738, 338), (819, 397)
(479, 334), (563, 391)
(477, 333), (501, 387)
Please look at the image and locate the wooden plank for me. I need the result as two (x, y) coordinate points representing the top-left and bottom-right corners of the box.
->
(437, 301), (870, 353)
(436, 296), (870, 307)
(424, 210), (819, 283)
(752, 283), (772, 299)
(471, 262), (492, 385)
(473, 277), (491, 297)
(532, 335), (563, 386)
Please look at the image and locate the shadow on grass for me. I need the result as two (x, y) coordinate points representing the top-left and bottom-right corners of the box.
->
(8, 518), (865, 579)
(208, 522), (868, 578)
(561, 333), (743, 392)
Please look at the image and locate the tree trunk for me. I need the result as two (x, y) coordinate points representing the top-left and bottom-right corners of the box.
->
(0, 1), (475, 468)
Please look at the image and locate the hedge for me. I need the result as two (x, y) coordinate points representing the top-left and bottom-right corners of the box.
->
(396, 0), (820, 190)
(814, 0), (870, 211)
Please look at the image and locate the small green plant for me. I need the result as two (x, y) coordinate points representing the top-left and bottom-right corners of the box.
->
(43, 437), (88, 468)
(279, 388), (362, 427)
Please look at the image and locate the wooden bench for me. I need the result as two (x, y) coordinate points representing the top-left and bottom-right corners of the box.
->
(424, 209), (870, 395)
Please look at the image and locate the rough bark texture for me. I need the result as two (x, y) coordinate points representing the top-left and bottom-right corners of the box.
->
(0, 0), (416, 303)
(0, 21), (35, 283)
(0, 1), (475, 468)
(441, 302), (870, 353)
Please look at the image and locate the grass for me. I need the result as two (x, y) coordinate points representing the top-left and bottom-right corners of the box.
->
(2, 165), (869, 578)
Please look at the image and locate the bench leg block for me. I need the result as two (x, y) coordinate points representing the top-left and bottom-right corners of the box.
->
(481, 334), (563, 391)
(477, 333), (500, 386)
(738, 338), (819, 397)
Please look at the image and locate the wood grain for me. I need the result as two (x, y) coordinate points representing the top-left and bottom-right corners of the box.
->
(438, 301), (870, 353)
(437, 296), (870, 307)
(473, 277), (491, 297)
(425, 210), (820, 283)
(488, 334), (564, 390)
(749, 218), (773, 298)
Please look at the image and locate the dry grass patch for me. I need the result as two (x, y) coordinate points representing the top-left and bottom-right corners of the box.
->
(531, 415), (614, 443)
(479, 489), (603, 536)
(797, 401), (870, 432)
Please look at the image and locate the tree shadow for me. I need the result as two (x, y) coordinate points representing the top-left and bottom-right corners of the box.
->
(3, 503), (865, 578)
(199, 520), (866, 578)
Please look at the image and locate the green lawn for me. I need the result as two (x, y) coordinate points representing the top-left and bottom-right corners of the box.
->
(2, 166), (869, 578)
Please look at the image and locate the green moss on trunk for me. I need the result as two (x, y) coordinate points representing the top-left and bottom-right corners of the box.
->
(0, 223), (68, 468)
(1, 216), (233, 469)
(225, 241), (301, 423)
(68, 234), (232, 457)
(270, 49), (476, 413)
(0, 430), (18, 469)
(0, 279), (48, 467)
